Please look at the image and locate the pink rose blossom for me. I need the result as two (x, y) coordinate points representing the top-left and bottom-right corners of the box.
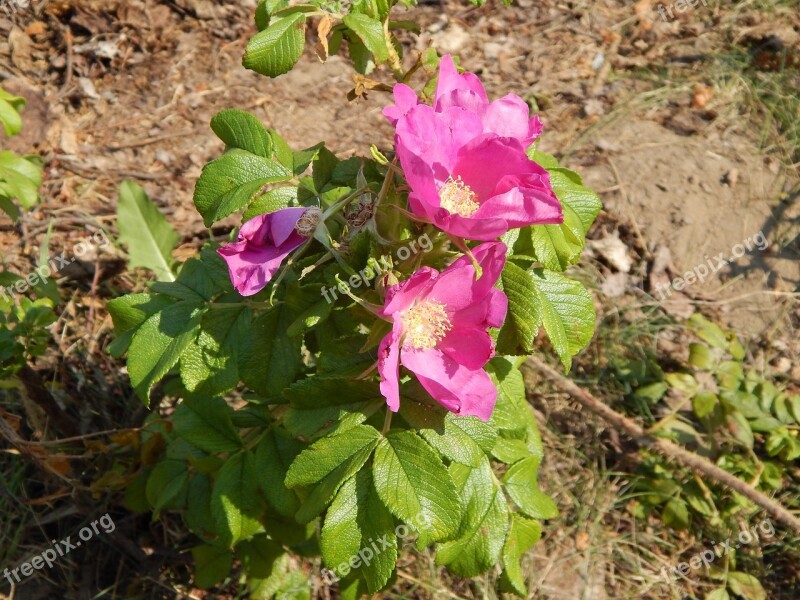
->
(217, 207), (319, 296)
(384, 56), (563, 241)
(377, 241), (508, 421)
(383, 54), (543, 148)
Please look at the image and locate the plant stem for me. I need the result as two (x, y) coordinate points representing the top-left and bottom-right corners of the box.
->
(382, 408), (393, 435)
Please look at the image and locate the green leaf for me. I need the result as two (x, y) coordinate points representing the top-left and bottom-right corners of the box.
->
(502, 456), (558, 519)
(192, 545), (233, 589)
(211, 451), (264, 546)
(242, 185), (298, 221)
(500, 515), (541, 596)
(255, 429), (303, 518)
(662, 498), (690, 529)
(117, 180), (179, 282)
(194, 148), (292, 227)
(693, 391), (718, 419)
(286, 424), (380, 487)
(321, 469), (397, 592)
(496, 261), (542, 355)
(727, 411), (754, 449)
(127, 301), (204, 404)
(210, 109), (272, 156)
(689, 342), (714, 369)
(284, 377), (384, 438)
(727, 572), (766, 600)
(181, 306), (252, 396)
(173, 397), (242, 454)
(106, 293), (175, 358)
(244, 13), (306, 78)
(343, 14), (389, 63)
(0, 151), (42, 219)
(400, 398), (495, 467)
(530, 268), (595, 370)
(240, 306), (303, 399)
(146, 460), (189, 511)
(527, 166), (602, 271)
(437, 458), (509, 577)
(186, 475), (216, 540)
(0, 88), (25, 137)
(372, 431), (460, 547)
(706, 589), (731, 600)
(689, 313), (728, 349)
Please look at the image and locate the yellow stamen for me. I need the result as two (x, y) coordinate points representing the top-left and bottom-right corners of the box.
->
(402, 300), (452, 350)
(439, 176), (479, 217)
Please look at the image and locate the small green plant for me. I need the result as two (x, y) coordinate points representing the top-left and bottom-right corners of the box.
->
(0, 86), (43, 221)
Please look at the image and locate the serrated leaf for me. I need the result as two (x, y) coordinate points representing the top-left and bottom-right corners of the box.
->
(240, 306), (303, 399)
(127, 301), (204, 404)
(173, 397), (242, 454)
(211, 451), (264, 546)
(243, 185), (298, 221)
(283, 377), (384, 438)
(146, 460), (188, 511)
(286, 424), (380, 487)
(321, 469), (397, 592)
(106, 293), (175, 358)
(527, 167), (602, 271)
(502, 456), (557, 519)
(117, 180), (178, 281)
(500, 515), (541, 596)
(531, 268), (595, 371)
(706, 589), (730, 600)
(181, 306), (252, 396)
(244, 13), (306, 78)
(497, 261), (542, 355)
(437, 458), (509, 577)
(255, 429), (303, 518)
(400, 398), (495, 467)
(372, 431), (460, 547)
(662, 498), (690, 529)
(194, 148), (292, 227)
(0, 151), (42, 220)
(343, 14), (389, 63)
(211, 109), (272, 156)
(192, 545), (233, 589)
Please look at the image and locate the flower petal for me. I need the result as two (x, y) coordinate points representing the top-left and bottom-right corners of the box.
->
(434, 55), (488, 112)
(483, 94), (536, 145)
(400, 347), (497, 421)
(438, 326), (495, 370)
(378, 321), (403, 412)
(269, 206), (307, 247)
(216, 242), (287, 296)
(383, 83), (420, 125)
(381, 267), (438, 316)
(426, 241), (507, 311)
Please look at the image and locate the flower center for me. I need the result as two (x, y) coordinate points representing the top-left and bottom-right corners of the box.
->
(295, 207), (322, 237)
(402, 300), (452, 350)
(439, 176), (479, 217)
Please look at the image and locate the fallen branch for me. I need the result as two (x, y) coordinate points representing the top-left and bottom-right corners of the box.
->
(526, 357), (800, 535)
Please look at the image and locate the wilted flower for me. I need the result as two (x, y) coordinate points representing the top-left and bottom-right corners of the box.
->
(218, 206), (320, 296)
(377, 241), (508, 421)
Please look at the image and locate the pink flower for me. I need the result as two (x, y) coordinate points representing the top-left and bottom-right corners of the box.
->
(217, 207), (320, 296)
(384, 56), (563, 241)
(384, 54), (543, 148)
(377, 242), (508, 421)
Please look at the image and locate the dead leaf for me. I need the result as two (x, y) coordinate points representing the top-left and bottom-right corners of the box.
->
(691, 83), (714, 109)
(316, 15), (334, 62)
(589, 232), (633, 273)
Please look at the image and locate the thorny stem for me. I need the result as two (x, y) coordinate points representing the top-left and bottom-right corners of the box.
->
(384, 19), (405, 81)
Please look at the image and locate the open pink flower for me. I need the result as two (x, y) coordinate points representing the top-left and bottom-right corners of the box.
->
(217, 207), (319, 296)
(397, 129), (563, 241)
(384, 56), (563, 241)
(384, 54), (543, 148)
(377, 242), (508, 421)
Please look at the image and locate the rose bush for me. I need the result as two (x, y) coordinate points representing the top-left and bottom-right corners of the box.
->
(108, 1), (601, 597)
